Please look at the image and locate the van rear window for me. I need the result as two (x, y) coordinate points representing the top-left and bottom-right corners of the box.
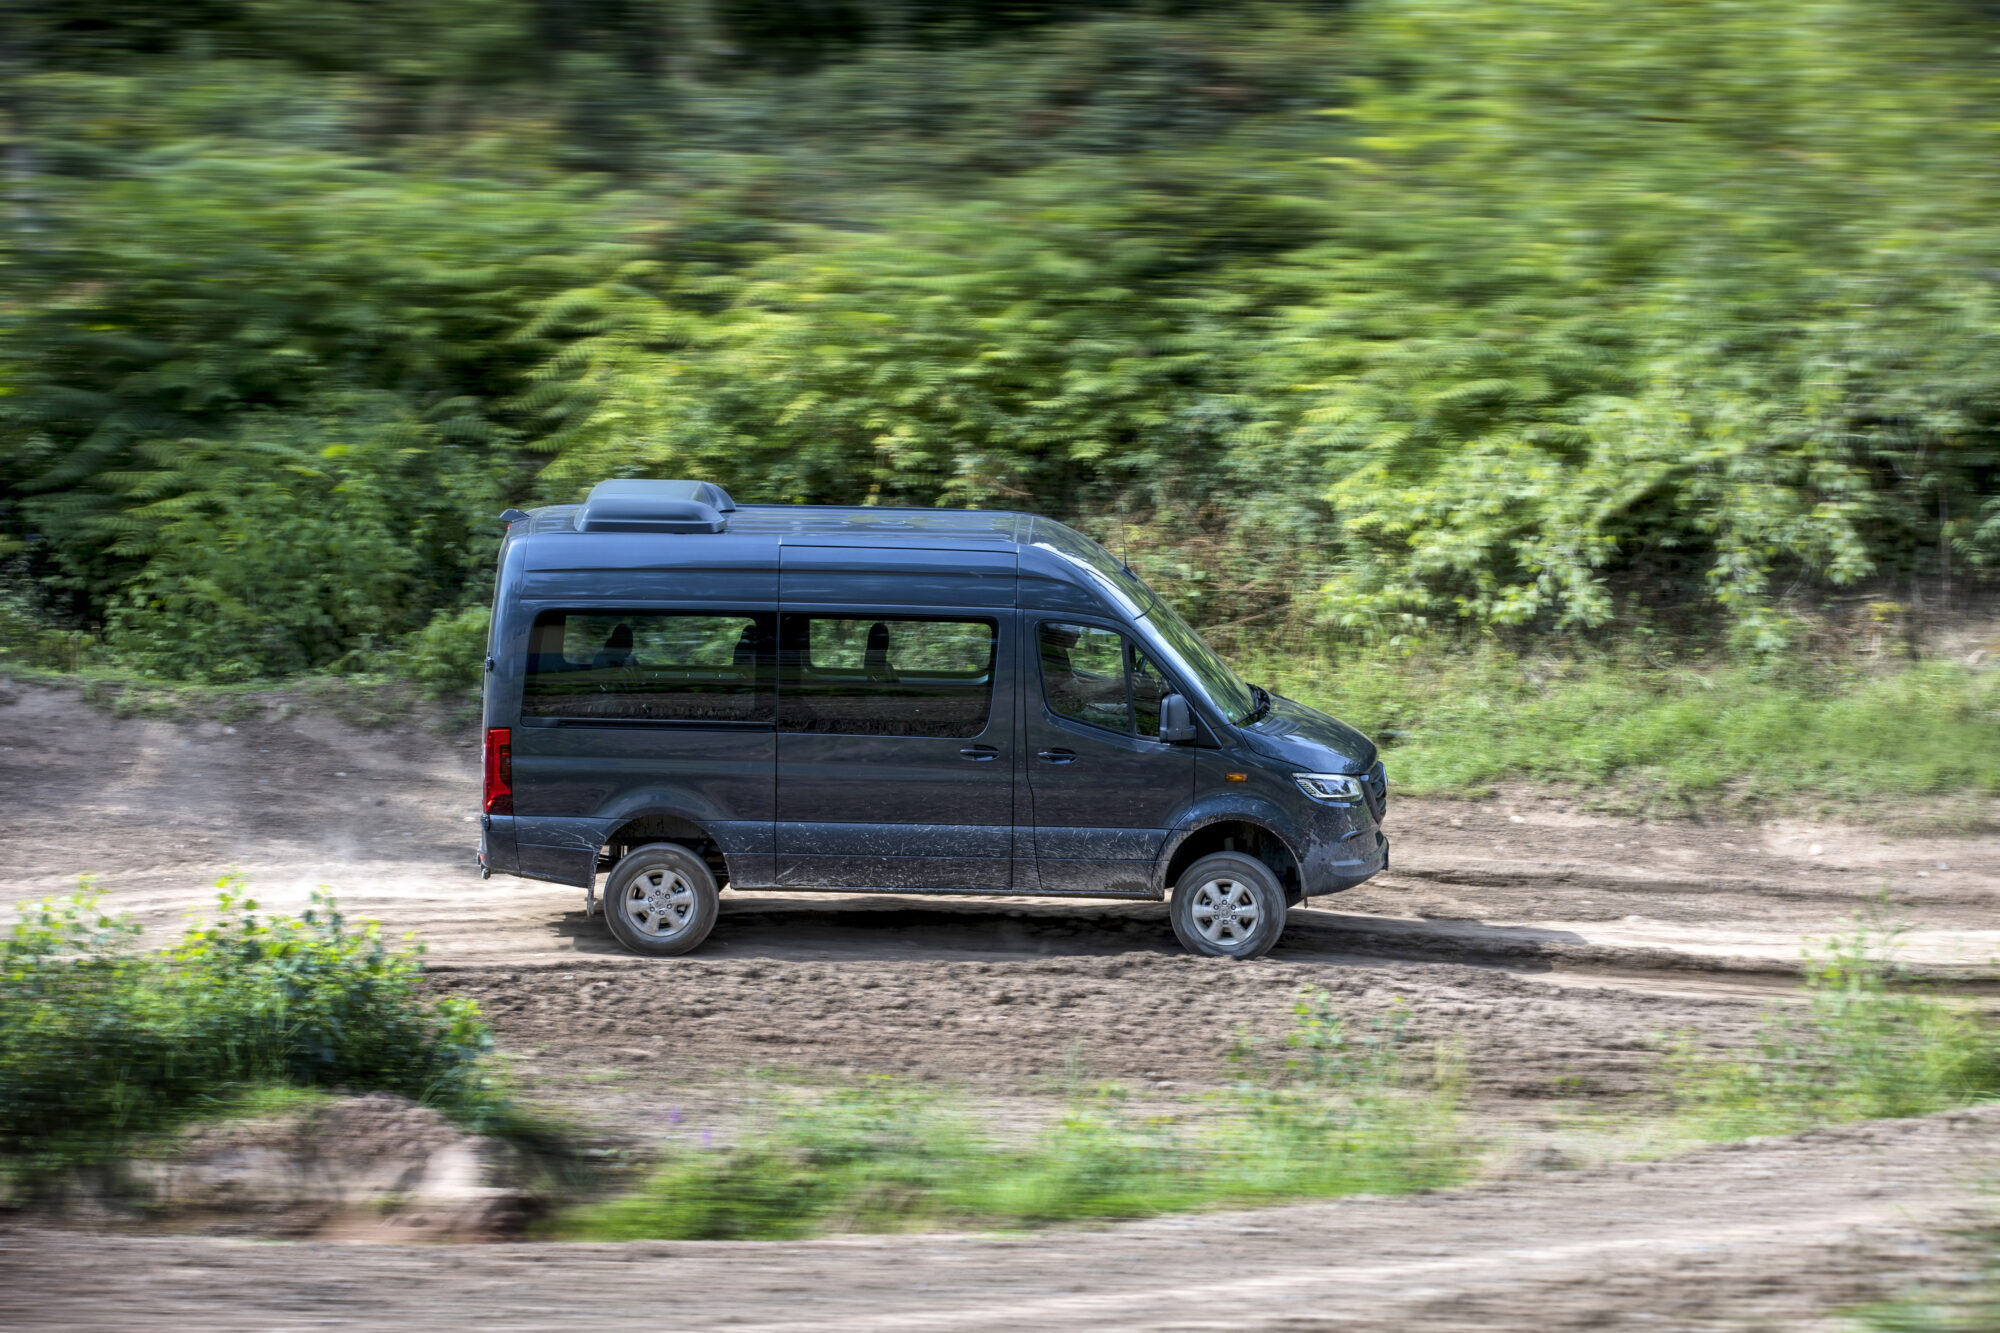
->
(522, 611), (774, 723)
(779, 615), (995, 738)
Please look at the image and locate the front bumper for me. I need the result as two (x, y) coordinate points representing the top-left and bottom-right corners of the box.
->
(1298, 760), (1388, 896)
(1302, 828), (1388, 896)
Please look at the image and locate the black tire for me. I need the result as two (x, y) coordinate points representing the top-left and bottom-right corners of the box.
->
(1169, 852), (1287, 959)
(602, 843), (720, 957)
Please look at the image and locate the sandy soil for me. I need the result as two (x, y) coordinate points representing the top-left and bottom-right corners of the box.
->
(2, 677), (1998, 1329)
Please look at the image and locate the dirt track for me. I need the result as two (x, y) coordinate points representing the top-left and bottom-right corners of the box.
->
(5, 1109), (1997, 1330)
(2, 678), (1998, 1328)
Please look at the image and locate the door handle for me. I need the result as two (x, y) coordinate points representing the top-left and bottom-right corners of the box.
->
(959, 745), (1000, 762)
(1037, 748), (1077, 765)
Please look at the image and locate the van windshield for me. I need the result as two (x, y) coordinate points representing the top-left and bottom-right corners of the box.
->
(1140, 600), (1258, 726)
(1028, 518), (1258, 725)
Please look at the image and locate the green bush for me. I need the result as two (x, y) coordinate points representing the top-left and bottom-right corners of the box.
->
(2, 150), (612, 683)
(0, 882), (497, 1180)
(0, 586), (93, 674)
(1669, 926), (2000, 1140)
(558, 991), (1468, 1240)
(399, 603), (492, 698)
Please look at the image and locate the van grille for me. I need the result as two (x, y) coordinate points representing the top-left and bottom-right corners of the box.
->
(1365, 761), (1388, 816)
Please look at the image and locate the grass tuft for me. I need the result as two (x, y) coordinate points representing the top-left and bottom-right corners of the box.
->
(555, 992), (1470, 1241)
(1667, 925), (2000, 1140)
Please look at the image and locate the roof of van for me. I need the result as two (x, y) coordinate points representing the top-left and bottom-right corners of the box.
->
(506, 481), (1167, 614)
(518, 503), (1034, 544)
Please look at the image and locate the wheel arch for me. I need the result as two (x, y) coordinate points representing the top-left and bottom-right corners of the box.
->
(601, 811), (731, 886)
(1158, 812), (1306, 906)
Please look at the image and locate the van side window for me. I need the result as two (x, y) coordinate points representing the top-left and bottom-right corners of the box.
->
(779, 615), (996, 737)
(522, 611), (774, 723)
(1040, 622), (1170, 737)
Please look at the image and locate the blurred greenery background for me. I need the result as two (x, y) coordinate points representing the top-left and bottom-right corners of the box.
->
(1, 0), (1997, 806)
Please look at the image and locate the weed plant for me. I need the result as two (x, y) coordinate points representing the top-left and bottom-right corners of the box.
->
(559, 992), (1469, 1241)
(1669, 927), (2000, 1139)
(0, 882), (501, 1188)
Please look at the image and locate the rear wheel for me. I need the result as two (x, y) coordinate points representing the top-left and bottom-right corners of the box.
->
(603, 843), (719, 957)
(1169, 852), (1286, 959)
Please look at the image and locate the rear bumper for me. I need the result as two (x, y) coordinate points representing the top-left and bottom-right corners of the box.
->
(480, 813), (611, 886)
(479, 813), (519, 875)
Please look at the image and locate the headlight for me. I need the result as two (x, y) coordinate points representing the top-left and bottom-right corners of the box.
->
(1294, 772), (1365, 803)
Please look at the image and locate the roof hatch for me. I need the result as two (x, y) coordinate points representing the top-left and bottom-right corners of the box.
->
(576, 479), (736, 534)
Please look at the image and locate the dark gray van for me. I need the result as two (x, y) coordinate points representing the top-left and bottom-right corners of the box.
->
(478, 479), (1387, 959)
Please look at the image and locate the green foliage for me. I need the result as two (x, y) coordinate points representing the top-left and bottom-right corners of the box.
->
(557, 990), (1467, 1240)
(0, 580), (92, 673)
(1669, 926), (2000, 1140)
(94, 401), (501, 681)
(528, 176), (1271, 509)
(1230, 0), (2000, 639)
(1262, 649), (2000, 816)
(2, 149), (619, 680)
(400, 603), (493, 698)
(524, 0), (2000, 636)
(3, 0), (2000, 681)
(0, 881), (498, 1179)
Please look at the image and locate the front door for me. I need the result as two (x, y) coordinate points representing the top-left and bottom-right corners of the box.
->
(775, 610), (1015, 889)
(1025, 619), (1194, 893)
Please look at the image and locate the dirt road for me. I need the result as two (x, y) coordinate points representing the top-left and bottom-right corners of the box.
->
(2, 678), (1997, 1328)
(3, 677), (1993, 978)
(5, 1108), (1996, 1330)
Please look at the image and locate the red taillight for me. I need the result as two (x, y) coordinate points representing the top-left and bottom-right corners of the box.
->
(483, 727), (513, 816)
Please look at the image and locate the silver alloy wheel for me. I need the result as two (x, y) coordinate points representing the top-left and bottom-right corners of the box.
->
(1189, 876), (1261, 945)
(625, 866), (697, 939)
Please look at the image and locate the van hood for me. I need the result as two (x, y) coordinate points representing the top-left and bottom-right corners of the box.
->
(1238, 692), (1377, 774)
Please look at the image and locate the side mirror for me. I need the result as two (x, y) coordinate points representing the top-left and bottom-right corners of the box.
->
(1158, 693), (1198, 744)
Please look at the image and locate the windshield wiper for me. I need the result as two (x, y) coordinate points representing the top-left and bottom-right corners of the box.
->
(1243, 684), (1272, 725)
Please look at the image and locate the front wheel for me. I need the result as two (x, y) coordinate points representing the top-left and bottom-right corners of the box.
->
(1169, 852), (1286, 959)
(602, 844), (719, 957)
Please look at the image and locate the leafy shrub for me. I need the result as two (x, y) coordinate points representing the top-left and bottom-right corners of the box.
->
(1669, 926), (2000, 1139)
(399, 603), (492, 698)
(0, 589), (92, 674)
(558, 990), (1468, 1240)
(2, 149), (613, 683)
(0, 882), (496, 1180)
